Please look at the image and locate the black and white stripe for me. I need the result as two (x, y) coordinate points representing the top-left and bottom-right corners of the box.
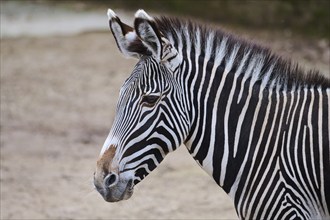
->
(102, 11), (330, 219)
(154, 17), (329, 219)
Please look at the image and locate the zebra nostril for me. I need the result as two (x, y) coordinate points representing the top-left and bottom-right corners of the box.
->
(104, 173), (118, 188)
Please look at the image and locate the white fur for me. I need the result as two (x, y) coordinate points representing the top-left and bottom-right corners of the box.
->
(135, 9), (153, 21)
(100, 135), (119, 156)
(107, 9), (117, 20)
(125, 31), (136, 41)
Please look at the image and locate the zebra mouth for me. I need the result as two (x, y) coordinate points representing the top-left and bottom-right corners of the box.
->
(101, 179), (134, 202)
(122, 179), (134, 199)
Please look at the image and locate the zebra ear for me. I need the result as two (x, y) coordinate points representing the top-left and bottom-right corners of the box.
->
(134, 9), (181, 71)
(107, 9), (150, 59)
(134, 10), (162, 60)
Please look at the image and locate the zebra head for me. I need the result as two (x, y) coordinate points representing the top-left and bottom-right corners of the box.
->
(94, 9), (187, 202)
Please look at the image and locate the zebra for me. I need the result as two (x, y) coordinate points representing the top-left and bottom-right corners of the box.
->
(93, 9), (330, 219)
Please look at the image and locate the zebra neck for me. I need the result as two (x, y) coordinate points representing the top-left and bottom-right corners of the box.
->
(181, 44), (329, 194)
(157, 16), (330, 218)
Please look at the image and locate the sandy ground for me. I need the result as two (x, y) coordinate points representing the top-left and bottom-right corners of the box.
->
(0, 32), (238, 219)
(1, 2), (329, 220)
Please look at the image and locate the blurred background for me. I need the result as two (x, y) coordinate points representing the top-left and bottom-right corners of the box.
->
(1, 0), (329, 219)
(2, 0), (330, 39)
(73, 0), (330, 39)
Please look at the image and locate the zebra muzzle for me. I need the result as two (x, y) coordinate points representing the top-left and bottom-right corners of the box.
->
(94, 170), (134, 202)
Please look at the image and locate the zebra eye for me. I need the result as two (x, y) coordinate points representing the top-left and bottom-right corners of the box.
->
(141, 95), (160, 107)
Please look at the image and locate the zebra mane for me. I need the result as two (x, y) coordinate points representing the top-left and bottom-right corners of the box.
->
(154, 16), (330, 89)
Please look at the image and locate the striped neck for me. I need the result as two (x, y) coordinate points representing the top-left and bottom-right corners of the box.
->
(155, 15), (330, 194)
